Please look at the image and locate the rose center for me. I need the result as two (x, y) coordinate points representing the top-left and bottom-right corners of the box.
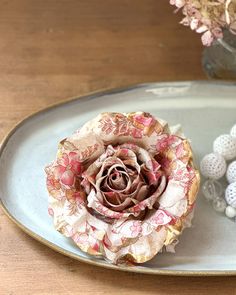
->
(100, 167), (129, 193)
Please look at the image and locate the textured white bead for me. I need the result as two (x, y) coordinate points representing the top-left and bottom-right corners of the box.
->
(213, 134), (236, 160)
(225, 182), (236, 208)
(225, 206), (236, 218)
(230, 124), (236, 138)
(200, 153), (226, 180)
(226, 161), (236, 184)
(212, 197), (227, 213)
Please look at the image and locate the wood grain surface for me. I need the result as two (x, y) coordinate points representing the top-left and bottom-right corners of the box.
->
(1, 1), (235, 294)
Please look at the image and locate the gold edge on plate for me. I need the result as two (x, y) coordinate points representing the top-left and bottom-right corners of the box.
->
(1, 81), (236, 276)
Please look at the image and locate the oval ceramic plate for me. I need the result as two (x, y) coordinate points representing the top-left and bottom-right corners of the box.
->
(1, 81), (236, 276)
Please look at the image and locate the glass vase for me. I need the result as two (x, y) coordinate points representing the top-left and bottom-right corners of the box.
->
(202, 29), (236, 80)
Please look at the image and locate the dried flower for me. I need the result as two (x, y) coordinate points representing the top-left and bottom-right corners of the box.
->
(45, 112), (200, 264)
(170, 0), (236, 46)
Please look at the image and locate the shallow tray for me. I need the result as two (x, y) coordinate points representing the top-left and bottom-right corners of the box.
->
(1, 81), (236, 276)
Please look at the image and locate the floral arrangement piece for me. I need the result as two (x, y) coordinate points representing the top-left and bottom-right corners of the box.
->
(45, 112), (200, 265)
(170, 0), (236, 46)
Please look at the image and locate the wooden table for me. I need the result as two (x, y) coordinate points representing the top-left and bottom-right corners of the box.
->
(1, 1), (235, 294)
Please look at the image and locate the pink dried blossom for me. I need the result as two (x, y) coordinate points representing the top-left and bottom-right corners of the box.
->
(170, 0), (236, 46)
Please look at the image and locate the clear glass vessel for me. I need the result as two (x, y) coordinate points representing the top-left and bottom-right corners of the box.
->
(202, 29), (236, 80)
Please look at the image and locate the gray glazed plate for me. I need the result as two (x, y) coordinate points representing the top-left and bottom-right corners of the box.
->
(1, 81), (236, 276)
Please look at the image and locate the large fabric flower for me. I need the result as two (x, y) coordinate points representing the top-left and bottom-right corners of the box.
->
(45, 112), (200, 264)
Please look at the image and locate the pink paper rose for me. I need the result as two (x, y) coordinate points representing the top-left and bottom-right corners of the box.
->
(45, 112), (199, 264)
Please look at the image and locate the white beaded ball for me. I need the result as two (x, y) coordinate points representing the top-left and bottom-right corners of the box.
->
(230, 124), (236, 138)
(225, 206), (236, 218)
(225, 182), (236, 208)
(213, 134), (236, 160)
(200, 153), (226, 180)
(226, 161), (236, 184)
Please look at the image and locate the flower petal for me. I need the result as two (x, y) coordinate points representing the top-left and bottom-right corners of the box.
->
(61, 170), (75, 186)
(103, 227), (167, 264)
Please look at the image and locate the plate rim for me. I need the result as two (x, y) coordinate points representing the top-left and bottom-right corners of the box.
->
(1, 81), (236, 276)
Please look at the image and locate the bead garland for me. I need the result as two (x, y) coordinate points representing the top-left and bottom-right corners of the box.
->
(200, 124), (236, 220)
